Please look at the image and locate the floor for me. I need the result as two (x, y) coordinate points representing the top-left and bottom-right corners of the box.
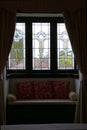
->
(1, 124), (87, 130)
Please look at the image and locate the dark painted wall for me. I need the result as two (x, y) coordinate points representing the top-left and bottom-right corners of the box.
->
(0, 0), (85, 12)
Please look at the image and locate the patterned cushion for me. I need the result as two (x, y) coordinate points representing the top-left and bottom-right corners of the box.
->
(16, 80), (71, 100)
(16, 82), (34, 99)
(33, 81), (53, 99)
(52, 81), (70, 99)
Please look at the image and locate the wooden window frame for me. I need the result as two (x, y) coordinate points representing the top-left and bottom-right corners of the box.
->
(6, 16), (79, 79)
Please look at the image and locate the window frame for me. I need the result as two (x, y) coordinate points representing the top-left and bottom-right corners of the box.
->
(6, 16), (79, 79)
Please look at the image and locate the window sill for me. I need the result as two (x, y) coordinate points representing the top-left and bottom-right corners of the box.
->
(6, 72), (79, 79)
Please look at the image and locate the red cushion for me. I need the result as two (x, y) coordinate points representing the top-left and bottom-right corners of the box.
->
(33, 81), (53, 99)
(16, 82), (34, 99)
(16, 80), (70, 100)
(52, 81), (70, 99)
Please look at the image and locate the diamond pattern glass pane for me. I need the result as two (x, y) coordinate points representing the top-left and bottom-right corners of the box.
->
(32, 23), (50, 70)
(57, 23), (74, 69)
(8, 23), (25, 69)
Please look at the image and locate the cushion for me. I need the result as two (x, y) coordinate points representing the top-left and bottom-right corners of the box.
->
(33, 81), (53, 99)
(16, 81), (34, 99)
(52, 81), (70, 99)
(16, 80), (71, 100)
(69, 91), (78, 101)
(7, 94), (17, 102)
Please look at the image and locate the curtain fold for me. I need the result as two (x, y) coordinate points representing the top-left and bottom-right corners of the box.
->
(63, 8), (87, 123)
(0, 8), (16, 125)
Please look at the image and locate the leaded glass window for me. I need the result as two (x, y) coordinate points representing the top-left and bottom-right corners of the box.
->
(32, 23), (50, 70)
(57, 23), (74, 69)
(7, 16), (78, 78)
(8, 23), (25, 69)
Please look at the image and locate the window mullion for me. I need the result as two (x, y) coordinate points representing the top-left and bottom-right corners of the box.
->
(51, 22), (57, 73)
(26, 22), (32, 72)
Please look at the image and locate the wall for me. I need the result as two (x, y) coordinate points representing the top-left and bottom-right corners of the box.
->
(75, 71), (82, 94)
(0, 0), (85, 13)
(3, 68), (9, 123)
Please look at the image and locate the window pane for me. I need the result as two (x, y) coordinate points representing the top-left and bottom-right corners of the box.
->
(8, 23), (25, 69)
(57, 23), (74, 69)
(32, 23), (50, 70)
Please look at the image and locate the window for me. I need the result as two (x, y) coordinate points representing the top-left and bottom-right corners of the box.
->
(57, 23), (74, 70)
(6, 14), (78, 78)
(8, 23), (26, 70)
(32, 22), (50, 70)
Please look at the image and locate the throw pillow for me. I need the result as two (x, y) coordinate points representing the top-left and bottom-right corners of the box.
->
(69, 91), (78, 101)
(7, 94), (17, 102)
(16, 81), (34, 99)
(33, 81), (53, 99)
(52, 81), (70, 99)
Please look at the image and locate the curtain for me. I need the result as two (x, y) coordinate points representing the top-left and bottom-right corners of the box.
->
(0, 8), (16, 125)
(63, 8), (86, 123)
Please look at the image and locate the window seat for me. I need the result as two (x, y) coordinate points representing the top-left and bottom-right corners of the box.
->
(6, 78), (78, 124)
(6, 99), (77, 124)
(8, 99), (77, 105)
(8, 78), (77, 101)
